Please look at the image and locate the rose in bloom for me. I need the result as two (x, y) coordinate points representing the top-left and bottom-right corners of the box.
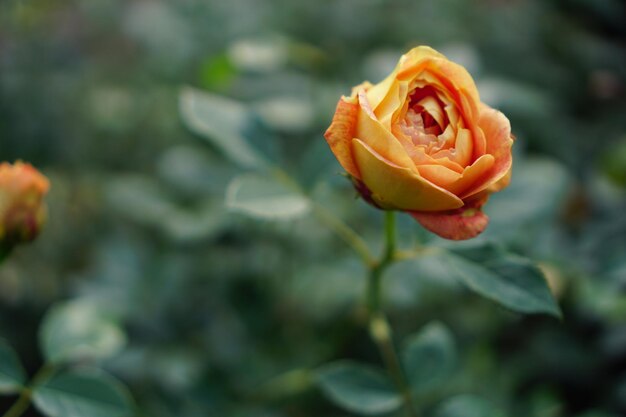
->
(324, 46), (514, 240)
(0, 161), (50, 249)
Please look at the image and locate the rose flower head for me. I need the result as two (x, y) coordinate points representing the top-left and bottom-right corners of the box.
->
(0, 161), (50, 248)
(324, 46), (514, 240)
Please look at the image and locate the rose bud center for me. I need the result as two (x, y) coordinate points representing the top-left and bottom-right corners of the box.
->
(394, 85), (467, 164)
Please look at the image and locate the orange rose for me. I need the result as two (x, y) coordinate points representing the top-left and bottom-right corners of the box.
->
(0, 161), (50, 248)
(324, 46), (514, 240)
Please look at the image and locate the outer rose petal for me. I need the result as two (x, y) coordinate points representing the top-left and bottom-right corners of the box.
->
(461, 105), (514, 199)
(356, 91), (416, 169)
(488, 166), (511, 193)
(372, 78), (407, 128)
(323, 96), (361, 179)
(399, 46), (447, 66)
(417, 154), (495, 196)
(352, 139), (463, 211)
(366, 71), (402, 121)
(410, 196), (489, 240)
(367, 46), (443, 114)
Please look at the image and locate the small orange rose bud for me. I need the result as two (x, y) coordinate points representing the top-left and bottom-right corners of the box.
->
(0, 161), (50, 250)
(324, 46), (514, 240)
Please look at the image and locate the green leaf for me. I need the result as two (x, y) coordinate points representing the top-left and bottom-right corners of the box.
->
(402, 322), (456, 393)
(39, 301), (126, 364)
(315, 361), (402, 415)
(253, 96), (313, 133)
(434, 394), (504, 417)
(32, 370), (134, 417)
(427, 244), (561, 317)
(179, 87), (267, 169)
(106, 174), (226, 244)
(226, 174), (311, 220)
(0, 340), (27, 395)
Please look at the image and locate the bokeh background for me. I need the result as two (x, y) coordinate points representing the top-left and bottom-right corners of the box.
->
(1, 0), (625, 416)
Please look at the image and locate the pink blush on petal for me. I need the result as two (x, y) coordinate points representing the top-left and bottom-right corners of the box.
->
(409, 199), (489, 240)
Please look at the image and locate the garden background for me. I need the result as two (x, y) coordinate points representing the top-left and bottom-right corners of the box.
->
(1, 0), (625, 416)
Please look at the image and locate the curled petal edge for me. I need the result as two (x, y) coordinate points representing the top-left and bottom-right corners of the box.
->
(352, 138), (464, 212)
(409, 196), (489, 241)
(323, 96), (361, 179)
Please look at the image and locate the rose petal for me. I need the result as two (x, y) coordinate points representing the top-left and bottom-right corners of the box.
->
(399, 57), (480, 118)
(392, 123), (466, 173)
(405, 70), (483, 166)
(372, 79), (408, 129)
(483, 105), (514, 160)
(356, 91), (416, 169)
(438, 124), (457, 148)
(417, 164), (462, 187)
(444, 103), (461, 128)
(453, 127), (473, 167)
(430, 127), (473, 167)
(425, 60), (480, 115)
(404, 145), (464, 173)
(416, 95), (446, 128)
(460, 105), (514, 199)
(365, 70), (399, 111)
(470, 122), (487, 159)
(351, 139), (463, 211)
(450, 154), (495, 195)
(399, 46), (446, 69)
(323, 96), (361, 179)
(417, 154), (495, 196)
(488, 165), (512, 193)
(410, 197), (489, 240)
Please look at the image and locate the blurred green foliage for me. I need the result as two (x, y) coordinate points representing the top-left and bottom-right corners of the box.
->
(1, 0), (625, 416)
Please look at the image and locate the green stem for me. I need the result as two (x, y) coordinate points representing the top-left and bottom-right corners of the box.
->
(311, 203), (375, 268)
(367, 211), (417, 417)
(383, 210), (396, 261)
(2, 390), (30, 417)
(367, 211), (397, 316)
(2, 364), (56, 417)
(271, 167), (375, 267)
